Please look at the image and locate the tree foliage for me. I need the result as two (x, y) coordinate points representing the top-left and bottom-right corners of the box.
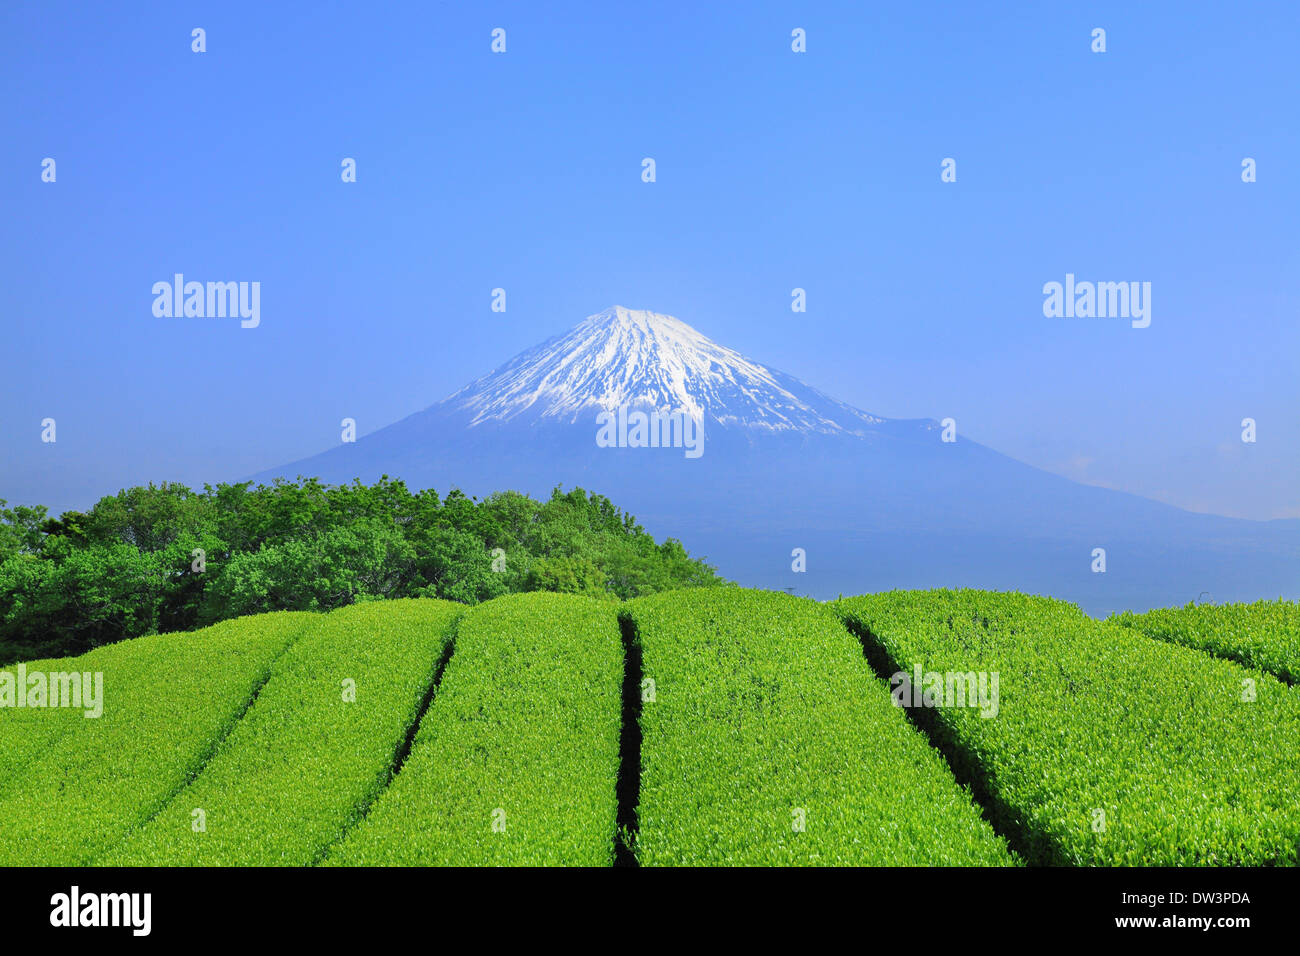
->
(0, 478), (721, 663)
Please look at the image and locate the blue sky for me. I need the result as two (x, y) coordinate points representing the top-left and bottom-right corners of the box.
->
(2, 1), (1296, 518)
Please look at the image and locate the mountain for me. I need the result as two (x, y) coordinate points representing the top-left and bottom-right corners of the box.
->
(441, 306), (885, 435)
(252, 306), (1300, 614)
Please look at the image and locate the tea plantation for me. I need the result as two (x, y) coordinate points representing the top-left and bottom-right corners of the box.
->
(1, 589), (1296, 866)
(1111, 599), (1299, 685)
(834, 591), (1300, 865)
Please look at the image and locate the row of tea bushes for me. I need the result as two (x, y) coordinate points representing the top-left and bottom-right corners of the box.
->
(326, 592), (624, 865)
(1112, 599), (1299, 684)
(0, 612), (314, 865)
(835, 590), (1300, 865)
(624, 588), (1015, 865)
(103, 599), (464, 865)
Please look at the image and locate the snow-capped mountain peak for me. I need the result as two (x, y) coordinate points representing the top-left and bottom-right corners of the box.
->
(440, 306), (886, 434)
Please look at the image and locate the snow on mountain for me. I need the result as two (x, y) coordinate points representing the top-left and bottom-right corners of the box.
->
(440, 306), (886, 435)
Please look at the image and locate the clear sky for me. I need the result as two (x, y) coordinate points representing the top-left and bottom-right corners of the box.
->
(2, 1), (1296, 519)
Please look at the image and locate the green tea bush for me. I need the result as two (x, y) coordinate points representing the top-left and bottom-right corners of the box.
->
(835, 590), (1300, 865)
(102, 599), (463, 866)
(625, 588), (1014, 865)
(0, 612), (314, 865)
(326, 592), (623, 865)
(1112, 599), (1299, 684)
(0, 647), (103, 796)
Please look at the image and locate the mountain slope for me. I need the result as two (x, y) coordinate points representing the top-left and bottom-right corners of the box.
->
(443, 305), (885, 434)
(252, 307), (1299, 614)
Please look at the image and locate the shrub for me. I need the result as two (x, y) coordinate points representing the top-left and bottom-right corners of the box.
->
(625, 588), (1014, 865)
(102, 599), (463, 866)
(326, 592), (623, 865)
(0, 612), (314, 865)
(1112, 599), (1299, 684)
(835, 590), (1300, 865)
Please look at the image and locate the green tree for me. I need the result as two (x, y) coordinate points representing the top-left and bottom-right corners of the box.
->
(0, 477), (723, 663)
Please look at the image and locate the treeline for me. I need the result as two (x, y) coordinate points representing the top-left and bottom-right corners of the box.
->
(0, 478), (722, 663)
